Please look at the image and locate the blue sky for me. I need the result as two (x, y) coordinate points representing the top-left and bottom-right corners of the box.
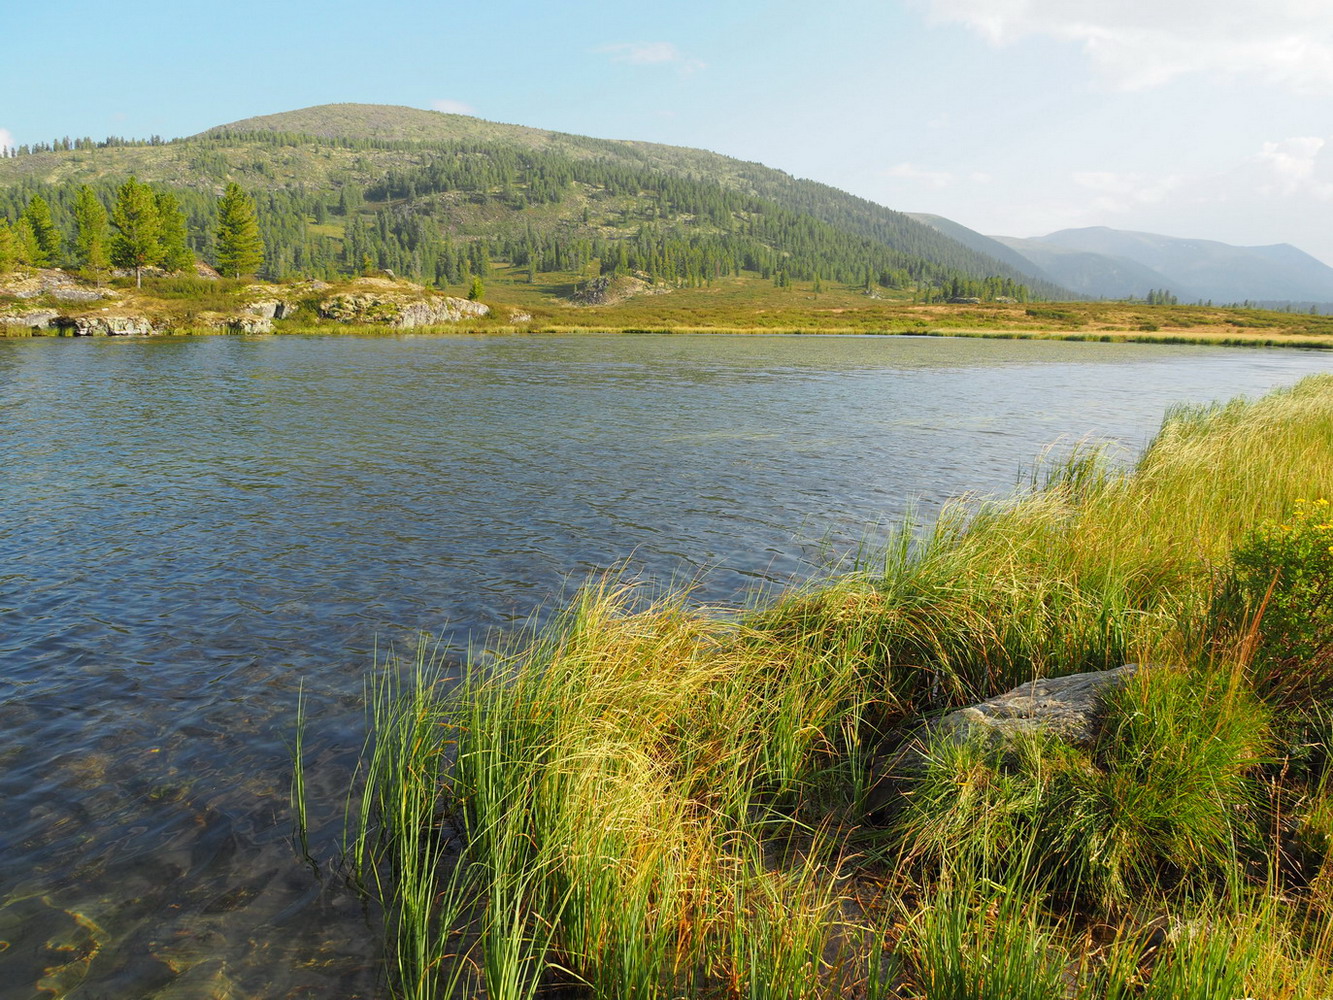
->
(7, 0), (1333, 263)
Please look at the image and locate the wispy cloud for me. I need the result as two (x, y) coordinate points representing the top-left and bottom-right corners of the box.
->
(921, 0), (1333, 93)
(0, 128), (12, 153)
(1071, 169), (1184, 215)
(431, 99), (476, 115)
(1254, 136), (1333, 199)
(599, 42), (705, 75)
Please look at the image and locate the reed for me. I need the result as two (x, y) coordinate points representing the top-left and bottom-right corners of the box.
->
(324, 374), (1333, 997)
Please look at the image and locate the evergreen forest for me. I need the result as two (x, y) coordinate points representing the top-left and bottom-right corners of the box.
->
(0, 104), (1060, 302)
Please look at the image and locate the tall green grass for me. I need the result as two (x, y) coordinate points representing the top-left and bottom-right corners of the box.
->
(322, 374), (1333, 998)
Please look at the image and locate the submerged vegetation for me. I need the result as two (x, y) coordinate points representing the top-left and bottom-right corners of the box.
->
(305, 376), (1333, 997)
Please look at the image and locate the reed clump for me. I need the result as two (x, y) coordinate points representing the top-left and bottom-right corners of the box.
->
(325, 373), (1333, 998)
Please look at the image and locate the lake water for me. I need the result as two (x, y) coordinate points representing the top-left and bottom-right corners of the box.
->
(2, 333), (1330, 997)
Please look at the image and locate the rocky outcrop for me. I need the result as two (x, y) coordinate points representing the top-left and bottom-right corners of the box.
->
(0, 309), (61, 328)
(243, 299), (297, 321)
(228, 316), (273, 334)
(54, 315), (162, 336)
(570, 273), (667, 306)
(241, 285), (299, 321)
(318, 289), (490, 327)
(0, 268), (113, 302)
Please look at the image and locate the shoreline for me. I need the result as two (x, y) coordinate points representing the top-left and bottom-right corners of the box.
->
(322, 375), (1333, 998)
(6, 323), (1333, 350)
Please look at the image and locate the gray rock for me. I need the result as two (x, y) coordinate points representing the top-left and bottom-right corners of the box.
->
(1, 309), (60, 328)
(933, 663), (1143, 748)
(228, 316), (273, 334)
(51, 287), (105, 302)
(318, 291), (490, 327)
(56, 315), (161, 336)
(244, 299), (297, 320)
(866, 663), (1146, 818)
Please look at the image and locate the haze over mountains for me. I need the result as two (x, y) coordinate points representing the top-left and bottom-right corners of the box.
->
(910, 214), (1333, 307)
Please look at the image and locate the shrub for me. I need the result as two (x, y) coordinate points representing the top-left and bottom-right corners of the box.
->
(1218, 498), (1333, 705)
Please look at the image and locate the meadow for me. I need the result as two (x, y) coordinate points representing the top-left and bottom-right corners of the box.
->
(7, 267), (1333, 348)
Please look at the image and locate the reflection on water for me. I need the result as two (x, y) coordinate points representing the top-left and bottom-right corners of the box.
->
(1, 333), (1330, 997)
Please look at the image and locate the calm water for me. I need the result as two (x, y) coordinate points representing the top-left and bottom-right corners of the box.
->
(1, 333), (1330, 997)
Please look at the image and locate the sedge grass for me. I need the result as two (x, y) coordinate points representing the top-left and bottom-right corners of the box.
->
(321, 374), (1333, 997)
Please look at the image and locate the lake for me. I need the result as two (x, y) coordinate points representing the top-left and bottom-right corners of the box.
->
(1, 333), (1330, 997)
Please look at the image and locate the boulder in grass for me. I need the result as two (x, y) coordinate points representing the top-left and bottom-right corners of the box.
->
(866, 663), (1147, 819)
(932, 663), (1145, 748)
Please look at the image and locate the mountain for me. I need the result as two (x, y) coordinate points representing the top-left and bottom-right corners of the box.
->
(905, 211), (1333, 305)
(0, 104), (1066, 301)
(1027, 228), (1333, 304)
(988, 234), (1183, 301)
(905, 213), (1067, 290)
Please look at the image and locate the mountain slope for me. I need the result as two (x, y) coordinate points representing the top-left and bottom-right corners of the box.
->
(198, 104), (1065, 293)
(0, 103), (1066, 300)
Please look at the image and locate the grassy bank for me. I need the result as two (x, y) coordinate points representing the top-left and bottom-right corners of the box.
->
(6, 267), (1333, 347)
(321, 377), (1333, 998)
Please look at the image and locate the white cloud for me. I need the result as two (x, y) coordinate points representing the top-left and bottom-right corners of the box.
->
(431, 99), (476, 115)
(1254, 136), (1333, 198)
(968, 134), (1333, 255)
(922, 0), (1333, 92)
(599, 42), (706, 75)
(1071, 169), (1184, 215)
(0, 128), (12, 153)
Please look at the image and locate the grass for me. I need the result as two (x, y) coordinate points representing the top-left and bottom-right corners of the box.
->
(6, 265), (1333, 345)
(310, 375), (1333, 998)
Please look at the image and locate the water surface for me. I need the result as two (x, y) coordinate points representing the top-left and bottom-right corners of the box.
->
(1, 333), (1330, 997)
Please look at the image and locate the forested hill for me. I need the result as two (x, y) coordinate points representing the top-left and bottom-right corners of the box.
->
(0, 103), (1067, 300)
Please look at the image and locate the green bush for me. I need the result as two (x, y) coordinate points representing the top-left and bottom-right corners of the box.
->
(1221, 498), (1333, 705)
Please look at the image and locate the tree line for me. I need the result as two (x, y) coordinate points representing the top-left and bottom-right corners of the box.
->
(0, 179), (263, 282)
(0, 129), (1038, 300)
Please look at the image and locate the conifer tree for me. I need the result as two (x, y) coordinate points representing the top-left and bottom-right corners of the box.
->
(110, 176), (162, 288)
(0, 218), (18, 273)
(21, 195), (60, 267)
(214, 182), (264, 278)
(467, 275), (484, 301)
(13, 216), (40, 266)
(72, 186), (110, 281)
(155, 190), (194, 273)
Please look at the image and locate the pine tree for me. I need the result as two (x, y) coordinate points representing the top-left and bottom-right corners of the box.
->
(155, 191), (194, 273)
(467, 275), (484, 301)
(72, 186), (110, 281)
(214, 182), (264, 278)
(13, 216), (40, 266)
(21, 195), (60, 267)
(110, 176), (162, 288)
(0, 218), (18, 273)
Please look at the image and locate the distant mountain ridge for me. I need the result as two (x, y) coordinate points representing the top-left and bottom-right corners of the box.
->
(1025, 227), (1333, 304)
(911, 213), (1333, 305)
